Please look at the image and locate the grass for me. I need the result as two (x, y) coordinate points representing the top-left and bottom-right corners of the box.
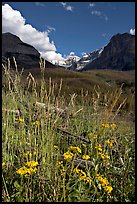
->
(2, 59), (135, 202)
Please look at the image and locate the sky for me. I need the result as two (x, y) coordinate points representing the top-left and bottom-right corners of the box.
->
(2, 2), (135, 65)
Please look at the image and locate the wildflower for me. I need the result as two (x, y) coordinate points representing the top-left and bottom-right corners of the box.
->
(104, 185), (113, 193)
(79, 175), (92, 183)
(32, 121), (40, 126)
(25, 151), (32, 160)
(69, 146), (82, 154)
(99, 153), (110, 160)
(25, 161), (38, 167)
(105, 154), (110, 160)
(101, 123), (109, 128)
(54, 145), (59, 149)
(73, 168), (92, 183)
(56, 161), (63, 166)
(95, 144), (102, 152)
(2, 162), (5, 167)
(82, 155), (90, 160)
(96, 174), (104, 183)
(27, 167), (37, 174)
(96, 174), (112, 192)
(57, 161), (65, 175)
(99, 153), (105, 160)
(73, 167), (81, 174)
(16, 165), (37, 176)
(79, 169), (87, 177)
(57, 161), (63, 167)
(82, 143), (86, 147)
(85, 177), (92, 183)
(101, 178), (109, 187)
(105, 139), (115, 147)
(63, 151), (74, 160)
(16, 166), (28, 175)
(15, 118), (24, 123)
(110, 123), (116, 129)
(88, 132), (98, 139)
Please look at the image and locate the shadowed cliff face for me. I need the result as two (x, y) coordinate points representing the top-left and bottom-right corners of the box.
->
(2, 32), (56, 69)
(83, 33), (135, 71)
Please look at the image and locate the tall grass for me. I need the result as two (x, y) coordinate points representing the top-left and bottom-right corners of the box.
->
(2, 59), (135, 202)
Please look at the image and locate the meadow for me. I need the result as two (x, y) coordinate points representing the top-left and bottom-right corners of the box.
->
(2, 59), (135, 202)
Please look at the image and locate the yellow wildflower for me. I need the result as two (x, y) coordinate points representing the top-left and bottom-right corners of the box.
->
(80, 175), (86, 181)
(16, 165), (37, 176)
(100, 153), (105, 160)
(96, 175), (104, 183)
(105, 154), (110, 160)
(110, 123), (116, 129)
(96, 174), (112, 193)
(85, 177), (92, 183)
(104, 185), (113, 193)
(54, 145), (59, 149)
(101, 178), (109, 187)
(32, 121), (40, 126)
(88, 132), (98, 139)
(27, 167), (37, 174)
(2, 162), (5, 167)
(56, 161), (63, 166)
(69, 146), (82, 154)
(16, 166), (28, 175)
(25, 161), (38, 167)
(80, 175), (92, 183)
(73, 168), (91, 183)
(82, 143), (86, 147)
(99, 153), (110, 160)
(101, 123), (109, 128)
(82, 155), (90, 160)
(63, 151), (74, 160)
(79, 169), (87, 177)
(105, 139), (115, 147)
(15, 118), (24, 123)
(73, 167), (81, 174)
(95, 144), (102, 152)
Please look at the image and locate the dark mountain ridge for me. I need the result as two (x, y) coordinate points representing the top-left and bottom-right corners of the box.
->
(2, 32), (57, 69)
(82, 33), (135, 71)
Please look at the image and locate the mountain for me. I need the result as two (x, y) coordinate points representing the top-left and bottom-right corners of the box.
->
(2, 32), (57, 69)
(82, 33), (135, 71)
(66, 48), (104, 71)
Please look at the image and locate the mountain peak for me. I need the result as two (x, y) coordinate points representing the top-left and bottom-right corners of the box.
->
(2, 32), (57, 69)
(82, 32), (135, 71)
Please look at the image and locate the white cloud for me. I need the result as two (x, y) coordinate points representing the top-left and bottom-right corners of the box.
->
(60, 2), (73, 12)
(104, 14), (108, 21)
(89, 3), (95, 8)
(91, 10), (108, 21)
(65, 5), (73, 11)
(130, 28), (135, 35)
(65, 52), (80, 61)
(46, 25), (56, 33)
(35, 2), (46, 7)
(91, 10), (101, 16)
(2, 3), (65, 65)
(70, 52), (75, 56)
(60, 2), (66, 7)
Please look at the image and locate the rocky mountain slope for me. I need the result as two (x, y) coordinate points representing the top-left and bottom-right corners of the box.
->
(83, 33), (135, 71)
(2, 32), (56, 69)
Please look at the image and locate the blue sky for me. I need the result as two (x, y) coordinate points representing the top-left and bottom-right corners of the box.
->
(2, 2), (135, 65)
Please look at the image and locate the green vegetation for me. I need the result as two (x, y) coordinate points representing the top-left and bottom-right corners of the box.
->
(2, 59), (135, 202)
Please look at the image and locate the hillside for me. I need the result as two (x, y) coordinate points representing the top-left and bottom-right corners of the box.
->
(16, 67), (134, 112)
(82, 33), (135, 71)
(2, 32), (59, 69)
